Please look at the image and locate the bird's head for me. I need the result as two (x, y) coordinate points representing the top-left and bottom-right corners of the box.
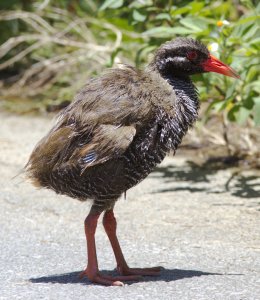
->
(151, 38), (239, 79)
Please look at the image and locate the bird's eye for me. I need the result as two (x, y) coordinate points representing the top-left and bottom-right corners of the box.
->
(187, 51), (198, 61)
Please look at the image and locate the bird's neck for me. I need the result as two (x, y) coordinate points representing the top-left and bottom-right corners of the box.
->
(147, 65), (200, 119)
(167, 75), (200, 123)
(155, 74), (200, 152)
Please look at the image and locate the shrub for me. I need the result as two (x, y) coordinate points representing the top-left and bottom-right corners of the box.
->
(0, 0), (259, 126)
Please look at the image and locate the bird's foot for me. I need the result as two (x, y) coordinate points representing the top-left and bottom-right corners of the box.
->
(79, 268), (142, 286)
(117, 265), (162, 276)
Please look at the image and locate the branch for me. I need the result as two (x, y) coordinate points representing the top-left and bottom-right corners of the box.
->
(0, 11), (55, 33)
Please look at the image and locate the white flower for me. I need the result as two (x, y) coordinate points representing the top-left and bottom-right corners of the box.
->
(217, 20), (230, 27)
(222, 20), (230, 25)
(208, 42), (219, 52)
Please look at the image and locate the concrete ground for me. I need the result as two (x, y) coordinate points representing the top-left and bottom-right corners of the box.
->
(0, 112), (259, 300)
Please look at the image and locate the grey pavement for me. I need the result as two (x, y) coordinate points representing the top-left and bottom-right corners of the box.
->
(0, 113), (259, 300)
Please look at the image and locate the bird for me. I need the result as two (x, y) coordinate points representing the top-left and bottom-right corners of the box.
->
(25, 38), (239, 286)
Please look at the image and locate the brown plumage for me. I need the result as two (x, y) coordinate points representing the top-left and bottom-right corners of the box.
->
(26, 38), (239, 286)
(26, 65), (178, 207)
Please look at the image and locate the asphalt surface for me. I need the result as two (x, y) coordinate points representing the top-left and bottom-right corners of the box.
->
(0, 112), (259, 300)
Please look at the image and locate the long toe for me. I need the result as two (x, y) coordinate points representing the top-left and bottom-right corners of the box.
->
(94, 276), (124, 286)
(117, 266), (162, 276)
(102, 273), (142, 282)
(79, 269), (141, 286)
(92, 275), (125, 286)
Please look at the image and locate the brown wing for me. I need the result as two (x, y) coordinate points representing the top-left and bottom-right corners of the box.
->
(26, 65), (176, 179)
(69, 124), (136, 170)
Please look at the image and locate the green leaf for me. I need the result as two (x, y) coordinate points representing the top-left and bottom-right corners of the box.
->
(189, 1), (205, 13)
(213, 99), (230, 112)
(106, 17), (133, 31)
(227, 105), (240, 122)
(143, 26), (194, 37)
(132, 9), (146, 22)
(135, 45), (156, 66)
(251, 81), (260, 94)
(253, 96), (260, 104)
(179, 17), (209, 32)
(257, 2), (260, 13)
(236, 15), (260, 25)
(242, 24), (259, 41)
(243, 96), (254, 110)
(236, 107), (251, 124)
(246, 66), (259, 82)
(253, 97), (260, 125)
(170, 6), (190, 16)
(99, 0), (124, 10)
(129, 0), (153, 8)
(225, 82), (237, 101)
(155, 13), (171, 21)
(106, 47), (122, 67)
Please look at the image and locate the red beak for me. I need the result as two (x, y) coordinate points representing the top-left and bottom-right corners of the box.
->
(201, 54), (240, 79)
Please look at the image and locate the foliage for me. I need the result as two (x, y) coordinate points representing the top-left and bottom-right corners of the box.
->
(0, 0), (259, 126)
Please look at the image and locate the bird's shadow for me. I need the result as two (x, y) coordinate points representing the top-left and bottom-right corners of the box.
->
(152, 159), (260, 200)
(29, 268), (239, 286)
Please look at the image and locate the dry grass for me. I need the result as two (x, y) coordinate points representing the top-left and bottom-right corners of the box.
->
(0, 8), (123, 97)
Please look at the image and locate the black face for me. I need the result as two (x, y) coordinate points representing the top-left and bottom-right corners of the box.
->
(152, 38), (210, 78)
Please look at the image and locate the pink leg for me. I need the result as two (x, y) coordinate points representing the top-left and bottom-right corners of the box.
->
(80, 210), (141, 286)
(103, 209), (161, 276)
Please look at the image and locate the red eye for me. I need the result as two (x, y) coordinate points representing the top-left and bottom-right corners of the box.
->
(187, 51), (198, 60)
